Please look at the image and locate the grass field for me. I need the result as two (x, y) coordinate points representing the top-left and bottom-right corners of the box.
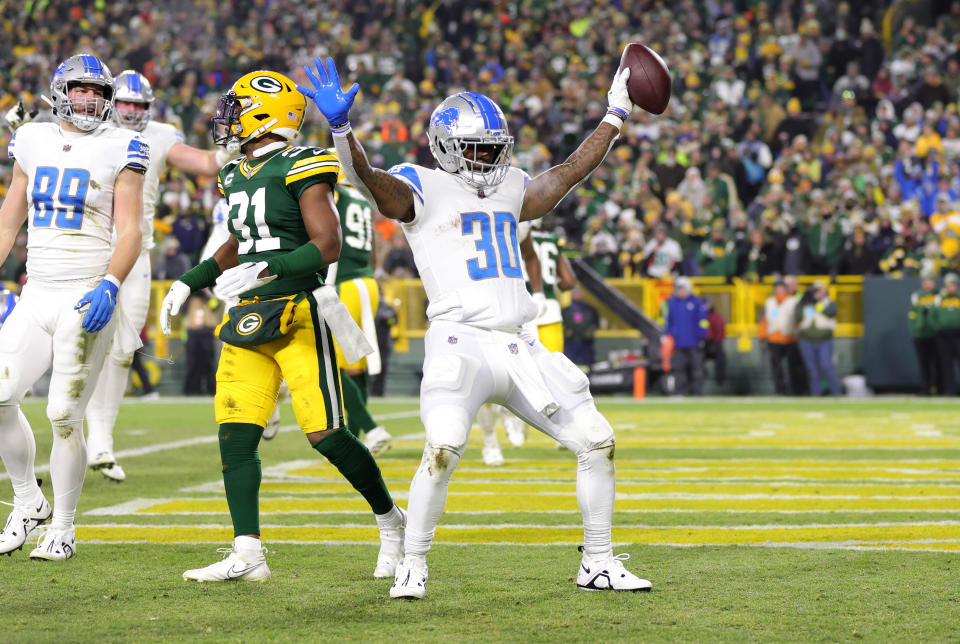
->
(2, 397), (959, 642)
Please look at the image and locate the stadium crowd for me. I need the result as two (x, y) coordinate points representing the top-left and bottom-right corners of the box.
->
(1, 0), (960, 285)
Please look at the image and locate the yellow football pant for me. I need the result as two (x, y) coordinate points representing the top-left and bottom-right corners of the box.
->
(538, 321), (564, 354)
(215, 294), (344, 433)
(334, 276), (379, 371)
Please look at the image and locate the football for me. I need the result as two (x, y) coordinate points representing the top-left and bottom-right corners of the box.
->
(618, 42), (671, 115)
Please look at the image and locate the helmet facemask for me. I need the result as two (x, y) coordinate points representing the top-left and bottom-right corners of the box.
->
(211, 91), (244, 149)
(427, 92), (514, 194)
(450, 140), (513, 191)
(49, 55), (115, 132)
(113, 71), (155, 132)
(115, 100), (151, 131)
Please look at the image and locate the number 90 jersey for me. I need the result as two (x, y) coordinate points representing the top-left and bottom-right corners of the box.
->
(8, 122), (150, 283)
(217, 145), (340, 298)
(389, 163), (537, 331)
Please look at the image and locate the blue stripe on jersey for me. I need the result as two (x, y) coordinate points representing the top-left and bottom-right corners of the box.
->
(127, 138), (150, 161)
(7, 131), (15, 159)
(388, 165), (424, 205)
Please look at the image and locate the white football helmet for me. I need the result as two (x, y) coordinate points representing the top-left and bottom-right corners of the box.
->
(427, 92), (514, 193)
(49, 54), (114, 131)
(113, 70), (154, 132)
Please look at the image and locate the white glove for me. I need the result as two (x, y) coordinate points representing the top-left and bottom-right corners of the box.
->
(4, 101), (35, 131)
(214, 261), (277, 299)
(604, 67), (632, 127)
(159, 280), (191, 336)
(532, 292), (550, 319)
(215, 147), (236, 166)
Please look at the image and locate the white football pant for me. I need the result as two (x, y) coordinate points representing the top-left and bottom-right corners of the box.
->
(404, 320), (616, 561)
(0, 280), (115, 530)
(86, 252), (151, 460)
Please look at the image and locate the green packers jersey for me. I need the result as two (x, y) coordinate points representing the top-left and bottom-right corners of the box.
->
(333, 183), (374, 283)
(530, 229), (563, 301)
(217, 145), (339, 297)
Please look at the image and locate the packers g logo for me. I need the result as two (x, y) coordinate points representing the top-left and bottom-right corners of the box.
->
(237, 313), (263, 335)
(250, 75), (283, 94)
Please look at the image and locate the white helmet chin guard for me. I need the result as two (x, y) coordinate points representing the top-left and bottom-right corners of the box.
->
(50, 54), (115, 132)
(427, 92), (514, 193)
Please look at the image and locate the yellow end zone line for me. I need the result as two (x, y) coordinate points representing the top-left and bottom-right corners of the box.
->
(130, 495), (960, 514)
(257, 481), (960, 497)
(76, 523), (960, 550)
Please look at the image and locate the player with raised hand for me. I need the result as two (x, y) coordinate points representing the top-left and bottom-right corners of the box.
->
(83, 70), (237, 482)
(0, 54), (147, 560)
(158, 70), (405, 582)
(300, 57), (651, 598)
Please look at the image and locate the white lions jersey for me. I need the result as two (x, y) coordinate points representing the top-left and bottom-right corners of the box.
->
(8, 122), (149, 283)
(137, 121), (185, 251)
(389, 164), (537, 331)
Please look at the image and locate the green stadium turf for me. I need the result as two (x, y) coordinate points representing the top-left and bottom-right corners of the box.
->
(1, 397), (958, 642)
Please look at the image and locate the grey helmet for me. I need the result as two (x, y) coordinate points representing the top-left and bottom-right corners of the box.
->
(49, 54), (115, 131)
(113, 70), (154, 132)
(426, 92), (514, 193)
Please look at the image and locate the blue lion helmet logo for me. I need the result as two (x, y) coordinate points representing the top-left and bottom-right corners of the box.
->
(431, 107), (459, 134)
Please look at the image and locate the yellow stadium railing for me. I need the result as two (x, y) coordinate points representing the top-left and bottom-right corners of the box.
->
(147, 275), (865, 357)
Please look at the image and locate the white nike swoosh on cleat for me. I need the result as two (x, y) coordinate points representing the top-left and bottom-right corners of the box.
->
(226, 563), (261, 578)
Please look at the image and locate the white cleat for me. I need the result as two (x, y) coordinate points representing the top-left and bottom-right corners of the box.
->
(262, 406), (281, 440)
(576, 550), (652, 592)
(139, 391), (160, 401)
(482, 443), (505, 467)
(0, 496), (52, 555)
(100, 462), (126, 482)
(29, 527), (76, 561)
(389, 557), (428, 599)
(88, 451), (116, 470)
(504, 416), (526, 447)
(363, 426), (393, 457)
(183, 547), (271, 582)
(374, 506), (406, 578)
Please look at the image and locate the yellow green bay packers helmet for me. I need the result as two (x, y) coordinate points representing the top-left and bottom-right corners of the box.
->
(212, 70), (305, 150)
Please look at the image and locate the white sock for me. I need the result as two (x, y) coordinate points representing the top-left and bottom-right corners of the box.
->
(403, 445), (460, 561)
(476, 404), (496, 434)
(577, 447), (615, 560)
(49, 421), (87, 531)
(375, 504), (404, 529)
(85, 356), (129, 457)
(234, 535), (262, 553)
(0, 406), (41, 504)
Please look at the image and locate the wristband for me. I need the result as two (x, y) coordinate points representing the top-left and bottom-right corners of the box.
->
(265, 242), (324, 279)
(104, 274), (121, 288)
(602, 108), (627, 129)
(329, 121), (351, 134)
(180, 257), (222, 291)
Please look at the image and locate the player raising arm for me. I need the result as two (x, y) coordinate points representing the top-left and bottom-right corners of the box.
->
(300, 57), (650, 598)
(84, 70), (236, 482)
(0, 55), (146, 560)
(158, 71), (404, 582)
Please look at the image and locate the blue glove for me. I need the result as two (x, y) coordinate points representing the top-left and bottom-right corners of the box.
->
(297, 57), (359, 128)
(75, 278), (119, 333)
